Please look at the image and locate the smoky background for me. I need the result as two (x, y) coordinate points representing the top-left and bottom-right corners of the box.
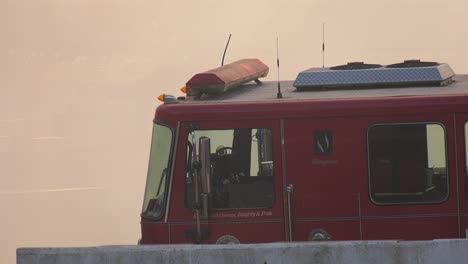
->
(1, 0), (468, 263)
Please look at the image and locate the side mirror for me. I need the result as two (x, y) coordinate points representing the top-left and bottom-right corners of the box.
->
(199, 136), (212, 194)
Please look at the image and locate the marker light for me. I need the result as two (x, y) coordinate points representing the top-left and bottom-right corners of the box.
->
(157, 94), (179, 104)
(186, 58), (269, 96)
(180, 86), (187, 94)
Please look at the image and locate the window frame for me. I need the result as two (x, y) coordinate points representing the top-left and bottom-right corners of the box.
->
(184, 127), (276, 210)
(367, 121), (449, 205)
(141, 122), (175, 221)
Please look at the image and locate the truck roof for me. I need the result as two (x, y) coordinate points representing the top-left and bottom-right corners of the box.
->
(180, 74), (468, 104)
(156, 74), (468, 124)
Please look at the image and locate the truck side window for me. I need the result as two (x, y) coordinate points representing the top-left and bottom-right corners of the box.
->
(368, 123), (448, 204)
(185, 128), (275, 209)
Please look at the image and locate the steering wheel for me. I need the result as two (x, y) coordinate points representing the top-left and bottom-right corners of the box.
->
(216, 146), (233, 155)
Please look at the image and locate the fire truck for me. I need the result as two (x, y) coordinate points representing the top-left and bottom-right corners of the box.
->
(140, 58), (468, 244)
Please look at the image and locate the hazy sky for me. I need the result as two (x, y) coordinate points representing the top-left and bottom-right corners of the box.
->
(2, 0), (468, 263)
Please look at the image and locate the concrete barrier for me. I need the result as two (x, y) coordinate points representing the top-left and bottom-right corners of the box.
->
(17, 239), (468, 264)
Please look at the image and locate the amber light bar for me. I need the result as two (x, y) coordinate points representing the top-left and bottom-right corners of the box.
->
(186, 58), (269, 96)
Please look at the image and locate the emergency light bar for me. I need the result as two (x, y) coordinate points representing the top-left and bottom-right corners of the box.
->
(293, 60), (455, 90)
(186, 59), (269, 96)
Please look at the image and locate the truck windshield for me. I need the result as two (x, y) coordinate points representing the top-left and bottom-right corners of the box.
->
(141, 123), (173, 220)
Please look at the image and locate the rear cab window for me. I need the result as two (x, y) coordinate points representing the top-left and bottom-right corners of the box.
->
(368, 123), (448, 204)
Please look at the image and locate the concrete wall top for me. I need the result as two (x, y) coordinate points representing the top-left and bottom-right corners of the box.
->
(17, 239), (468, 264)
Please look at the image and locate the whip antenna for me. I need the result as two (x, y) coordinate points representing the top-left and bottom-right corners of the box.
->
(221, 34), (232, 66)
(322, 23), (325, 68)
(276, 37), (283, 99)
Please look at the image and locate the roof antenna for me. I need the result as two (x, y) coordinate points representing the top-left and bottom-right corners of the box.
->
(276, 37), (283, 99)
(221, 34), (232, 66)
(322, 22), (325, 68)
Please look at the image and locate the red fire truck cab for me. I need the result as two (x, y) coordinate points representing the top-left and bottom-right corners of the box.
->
(140, 59), (468, 244)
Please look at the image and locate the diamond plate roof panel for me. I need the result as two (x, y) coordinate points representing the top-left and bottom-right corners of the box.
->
(293, 63), (455, 89)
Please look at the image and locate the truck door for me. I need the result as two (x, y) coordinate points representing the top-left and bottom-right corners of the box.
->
(363, 115), (457, 240)
(283, 117), (365, 241)
(284, 114), (459, 241)
(168, 119), (286, 243)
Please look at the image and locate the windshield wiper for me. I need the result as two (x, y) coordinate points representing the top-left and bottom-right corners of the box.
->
(156, 168), (168, 196)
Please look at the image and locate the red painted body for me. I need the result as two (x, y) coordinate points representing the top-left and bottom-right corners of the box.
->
(141, 84), (468, 244)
